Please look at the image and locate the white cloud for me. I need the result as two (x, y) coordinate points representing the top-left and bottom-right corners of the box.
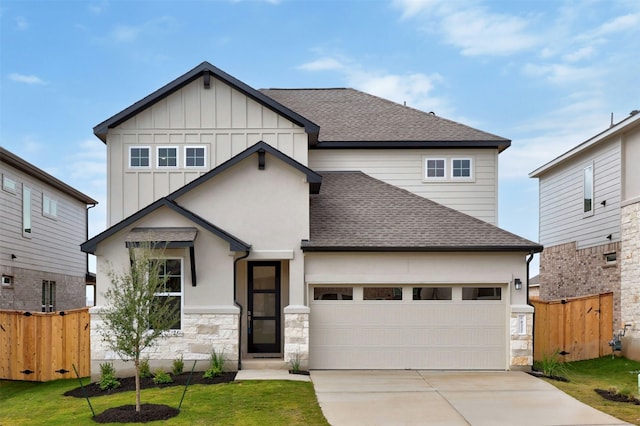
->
(88, 0), (109, 14)
(521, 63), (602, 85)
(105, 16), (178, 44)
(15, 16), (28, 30)
(393, 0), (539, 56)
(297, 57), (345, 72)
(591, 13), (640, 37)
(9, 73), (46, 85)
(111, 24), (141, 43)
(563, 46), (595, 62)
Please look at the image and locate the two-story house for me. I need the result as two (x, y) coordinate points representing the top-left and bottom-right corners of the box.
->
(530, 111), (640, 360)
(0, 147), (97, 312)
(82, 62), (542, 375)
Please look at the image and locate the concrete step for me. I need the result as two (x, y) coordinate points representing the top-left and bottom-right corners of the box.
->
(241, 358), (288, 370)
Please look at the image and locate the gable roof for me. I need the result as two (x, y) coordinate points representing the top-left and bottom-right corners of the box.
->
(260, 88), (511, 151)
(168, 141), (322, 198)
(303, 171), (542, 252)
(81, 198), (250, 254)
(1, 147), (97, 204)
(93, 62), (320, 143)
(530, 110), (640, 178)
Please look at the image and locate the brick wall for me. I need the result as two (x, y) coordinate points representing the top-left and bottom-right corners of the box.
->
(0, 265), (86, 311)
(539, 241), (621, 327)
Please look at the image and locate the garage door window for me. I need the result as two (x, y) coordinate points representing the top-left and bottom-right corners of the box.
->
(314, 287), (353, 300)
(363, 287), (402, 300)
(413, 287), (452, 300)
(462, 287), (501, 300)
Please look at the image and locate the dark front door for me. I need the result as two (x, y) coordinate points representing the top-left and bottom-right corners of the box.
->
(248, 262), (281, 353)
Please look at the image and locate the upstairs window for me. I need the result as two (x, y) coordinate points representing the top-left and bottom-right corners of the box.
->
(23, 186), (31, 238)
(452, 159), (472, 178)
(130, 147), (150, 168)
(185, 146), (206, 168)
(425, 158), (446, 178)
(157, 147), (178, 168)
(43, 194), (58, 218)
(2, 174), (17, 194)
(583, 164), (594, 215)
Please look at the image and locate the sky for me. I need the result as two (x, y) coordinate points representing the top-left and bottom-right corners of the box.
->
(1, 0), (640, 275)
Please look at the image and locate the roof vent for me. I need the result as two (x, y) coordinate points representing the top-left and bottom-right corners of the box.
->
(630, 109), (639, 116)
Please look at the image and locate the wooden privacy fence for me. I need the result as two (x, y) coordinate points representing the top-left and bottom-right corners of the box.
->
(0, 308), (90, 381)
(532, 293), (613, 362)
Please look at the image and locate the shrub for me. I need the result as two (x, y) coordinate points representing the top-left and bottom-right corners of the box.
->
(153, 368), (173, 384)
(139, 358), (152, 378)
(203, 348), (225, 379)
(535, 349), (569, 378)
(172, 355), (184, 375)
(98, 362), (121, 391)
(288, 351), (302, 373)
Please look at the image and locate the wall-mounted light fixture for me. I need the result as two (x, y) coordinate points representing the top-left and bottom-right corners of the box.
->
(11, 254), (17, 260)
(514, 278), (522, 291)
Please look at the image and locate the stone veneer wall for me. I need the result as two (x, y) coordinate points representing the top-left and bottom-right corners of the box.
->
(284, 311), (309, 370)
(90, 309), (239, 379)
(621, 202), (640, 336)
(510, 309), (533, 369)
(0, 265), (86, 311)
(539, 241), (621, 327)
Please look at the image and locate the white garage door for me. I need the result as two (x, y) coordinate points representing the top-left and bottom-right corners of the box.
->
(309, 285), (507, 370)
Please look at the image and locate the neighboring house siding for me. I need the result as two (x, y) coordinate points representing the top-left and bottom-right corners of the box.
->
(538, 140), (621, 249)
(309, 148), (499, 225)
(622, 125), (640, 203)
(0, 162), (88, 311)
(106, 75), (308, 225)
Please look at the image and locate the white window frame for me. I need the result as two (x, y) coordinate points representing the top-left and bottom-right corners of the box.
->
(451, 158), (473, 179)
(583, 163), (594, 217)
(184, 146), (207, 168)
(42, 194), (58, 219)
(129, 146), (151, 169)
(23, 185), (32, 238)
(2, 174), (17, 194)
(424, 158), (447, 180)
(157, 146), (179, 169)
(153, 257), (183, 330)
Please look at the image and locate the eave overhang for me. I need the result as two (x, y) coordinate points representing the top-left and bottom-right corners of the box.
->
(301, 244), (544, 253)
(310, 140), (511, 152)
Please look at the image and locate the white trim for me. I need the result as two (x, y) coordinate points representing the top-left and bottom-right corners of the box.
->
(451, 157), (474, 180)
(128, 146), (151, 169)
(583, 162), (595, 217)
(2, 174), (17, 194)
(423, 157), (447, 180)
(42, 193), (58, 220)
(184, 145), (207, 169)
(22, 185), (31, 238)
(249, 250), (294, 260)
(153, 256), (184, 330)
(156, 146), (179, 169)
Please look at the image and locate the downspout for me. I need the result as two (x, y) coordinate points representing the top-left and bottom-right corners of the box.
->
(86, 203), (96, 305)
(234, 251), (250, 371)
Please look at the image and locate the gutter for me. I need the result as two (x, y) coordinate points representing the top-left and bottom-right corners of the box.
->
(233, 251), (250, 371)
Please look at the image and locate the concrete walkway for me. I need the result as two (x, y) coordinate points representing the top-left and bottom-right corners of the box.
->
(310, 370), (632, 426)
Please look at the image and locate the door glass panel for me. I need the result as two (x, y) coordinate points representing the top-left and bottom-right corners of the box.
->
(413, 287), (452, 300)
(462, 287), (502, 300)
(252, 266), (275, 290)
(253, 320), (276, 344)
(363, 287), (402, 300)
(253, 293), (276, 316)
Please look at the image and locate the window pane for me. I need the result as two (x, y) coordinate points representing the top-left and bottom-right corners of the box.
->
(413, 287), (452, 300)
(462, 287), (501, 300)
(252, 319), (276, 344)
(252, 266), (276, 290)
(313, 287), (353, 300)
(253, 293), (276, 316)
(363, 287), (402, 300)
(158, 147), (177, 167)
(23, 186), (31, 236)
(130, 148), (149, 167)
(186, 147), (205, 167)
(426, 159), (445, 178)
(584, 165), (593, 213)
(452, 159), (471, 177)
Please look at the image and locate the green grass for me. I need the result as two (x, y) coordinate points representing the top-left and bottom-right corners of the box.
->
(542, 356), (640, 425)
(0, 378), (329, 425)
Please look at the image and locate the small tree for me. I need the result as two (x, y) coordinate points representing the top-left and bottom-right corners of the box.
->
(99, 244), (179, 412)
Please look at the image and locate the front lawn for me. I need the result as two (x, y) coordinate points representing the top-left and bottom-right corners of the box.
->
(0, 377), (329, 425)
(540, 356), (640, 425)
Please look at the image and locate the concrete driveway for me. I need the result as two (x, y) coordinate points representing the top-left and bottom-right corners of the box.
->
(310, 370), (632, 426)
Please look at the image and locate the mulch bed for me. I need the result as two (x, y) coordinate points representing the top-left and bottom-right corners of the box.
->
(64, 372), (236, 423)
(527, 370), (569, 382)
(595, 388), (640, 405)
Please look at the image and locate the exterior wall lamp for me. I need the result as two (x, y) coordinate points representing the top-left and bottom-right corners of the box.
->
(514, 278), (522, 291)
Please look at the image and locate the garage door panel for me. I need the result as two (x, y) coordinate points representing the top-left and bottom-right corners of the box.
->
(310, 285), (507, 370)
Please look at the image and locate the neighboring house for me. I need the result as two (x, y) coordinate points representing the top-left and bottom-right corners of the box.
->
(82, 62), (542, 375)
(530, 111), (640, 359)
(0, 147), (98, 312)
(528, 275), (540, 299)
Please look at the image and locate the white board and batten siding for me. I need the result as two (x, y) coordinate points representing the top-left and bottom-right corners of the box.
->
(0, 162), (88, 277)
(309, 149), (499, 225)
(106, 75), (309, 225)
(538, 139), (621, 249)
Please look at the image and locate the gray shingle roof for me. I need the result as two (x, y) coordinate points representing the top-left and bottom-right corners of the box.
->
(303, 171), (542, 252)
(260, 88), (510, 150)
